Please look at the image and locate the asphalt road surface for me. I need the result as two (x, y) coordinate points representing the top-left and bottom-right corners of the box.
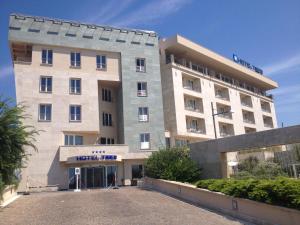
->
(0, 187), (252, 225)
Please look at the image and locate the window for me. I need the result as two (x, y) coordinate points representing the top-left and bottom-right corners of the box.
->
(42, 49), (53, 65)
(99, 137), (115, 145)
(96, 55), (106, 69)
(187, 80), (194, 89)
(70, 52), (81, 67)
(70, 105), (81, 122)
(40, 76), (52, 93)
(102, 112), (112, 126)
(102, 89), (112, 102)
(70, 78), (81, 94)
(165, 137), (171, 148)
(140, 133), (150, 149)
(136, 58), (145, 72)
(137, 82), (147, 96)
(64, 135), (83, 145)
(138, 107), (149, 122)
(39, 104), (52, 121)
(175, 139), (189, 147)
(132, 165), (143, 179)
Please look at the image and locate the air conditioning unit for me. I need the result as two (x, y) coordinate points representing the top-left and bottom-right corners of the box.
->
(141, 142), (150, 149)
(137, 90), (147, 96)
(139, 115), (148, 122)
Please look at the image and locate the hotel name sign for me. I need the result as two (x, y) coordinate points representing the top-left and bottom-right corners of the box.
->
(75, 150), (118, 161)
(233, 54), (263, 75)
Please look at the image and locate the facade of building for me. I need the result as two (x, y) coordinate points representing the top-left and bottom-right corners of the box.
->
(8, 14), (278, 191)
(9, 14), (165, 191)
(160, 35), (278, 147)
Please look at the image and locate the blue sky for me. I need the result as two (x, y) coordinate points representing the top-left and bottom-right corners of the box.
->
(0, 0), (299, 126)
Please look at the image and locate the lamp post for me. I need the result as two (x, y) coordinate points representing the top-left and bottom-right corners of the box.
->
(211, 102), (234, 139)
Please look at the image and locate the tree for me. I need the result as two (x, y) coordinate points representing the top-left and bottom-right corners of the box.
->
(0, 97), (38, 193)
(144, 147), (201, 183)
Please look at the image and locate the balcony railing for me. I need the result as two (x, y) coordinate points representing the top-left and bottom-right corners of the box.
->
(220, 132), (233, 137)
(137, 90), (147, 97)
(14, 56), (32, 64)
(264, 123), (273, 128)
(167, 54), (273, 100)
(187, 128), (206, 134)
(241, 102), (252, 108)
(262, 107), (271, 113)
(184, 105), (203, 113)
(243, 118), (255, 124)
(218, 113), (232, 119)
(215, 93), (229, 101)
(183, 84), (201, 92)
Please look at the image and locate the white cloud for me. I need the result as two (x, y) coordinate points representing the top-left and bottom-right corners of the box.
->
(271, 84), (300, 96)
(111, 0), (191, 27)
(263, 53), (300, 75)
(0, 65), (13, 79)
(86, 0), (136, 24)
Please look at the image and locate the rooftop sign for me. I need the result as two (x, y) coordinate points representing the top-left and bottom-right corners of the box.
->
(233, 54), (263, 75)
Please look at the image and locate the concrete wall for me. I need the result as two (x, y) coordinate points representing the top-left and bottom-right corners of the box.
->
(190, 125), (300, 178)
(0, 186), (18, 207)
(144, 178), (300, 225)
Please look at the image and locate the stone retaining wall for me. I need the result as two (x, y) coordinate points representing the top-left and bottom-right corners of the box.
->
(143, 178), (300, 225)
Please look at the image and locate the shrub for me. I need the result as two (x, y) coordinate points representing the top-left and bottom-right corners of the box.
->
(145, 147), (201, 183)
(196, 177), (300, 210)
(222, 179), (258, 198)
(238, 156), (259, 172)
(232, 156), (287, 179)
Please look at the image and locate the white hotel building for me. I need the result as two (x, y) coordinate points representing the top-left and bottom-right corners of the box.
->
(8, 14), (278, 191)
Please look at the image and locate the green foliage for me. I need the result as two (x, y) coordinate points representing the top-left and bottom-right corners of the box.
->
(0, 97), (38, 195)
(238, 156), (259, 172)
(196, 178), (300, 210)
(233, 156), (287, 179)
(145, 147), (201, 183)
(0, 175), (5, 200)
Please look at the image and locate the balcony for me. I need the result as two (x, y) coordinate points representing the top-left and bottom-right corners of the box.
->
(263, 115), (274, 128)
(240, 94), (253, 108)
(261, 101), (271, 113)
(216, 103), (232, 119)
(215, 85), (230, 101)
(182, 75), (201, 93)
(184, 95), (203, 113)
(11, 42), (32, 64)
(165, 53), (273, 100)
(245, 127), (256, 134)
(186, 116), (206, 134)
(242, 110), (255, 124)
(219, 122), (235, 137)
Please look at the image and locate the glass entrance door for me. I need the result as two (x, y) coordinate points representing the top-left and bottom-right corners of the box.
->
(69, 166), (115, 189)
(94, 167), (106, 188)
(107, 165), (117, 187)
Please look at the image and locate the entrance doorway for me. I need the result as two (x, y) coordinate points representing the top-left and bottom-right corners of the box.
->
(68, 165), (117, 189)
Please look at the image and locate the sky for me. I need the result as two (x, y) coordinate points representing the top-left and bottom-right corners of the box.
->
(0, 0), (299, 126)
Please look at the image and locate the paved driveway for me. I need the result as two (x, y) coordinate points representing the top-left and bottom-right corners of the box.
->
(0, 187), (251, 225)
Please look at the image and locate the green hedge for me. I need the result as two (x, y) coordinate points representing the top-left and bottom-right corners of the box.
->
(196, 178), (300, 210)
